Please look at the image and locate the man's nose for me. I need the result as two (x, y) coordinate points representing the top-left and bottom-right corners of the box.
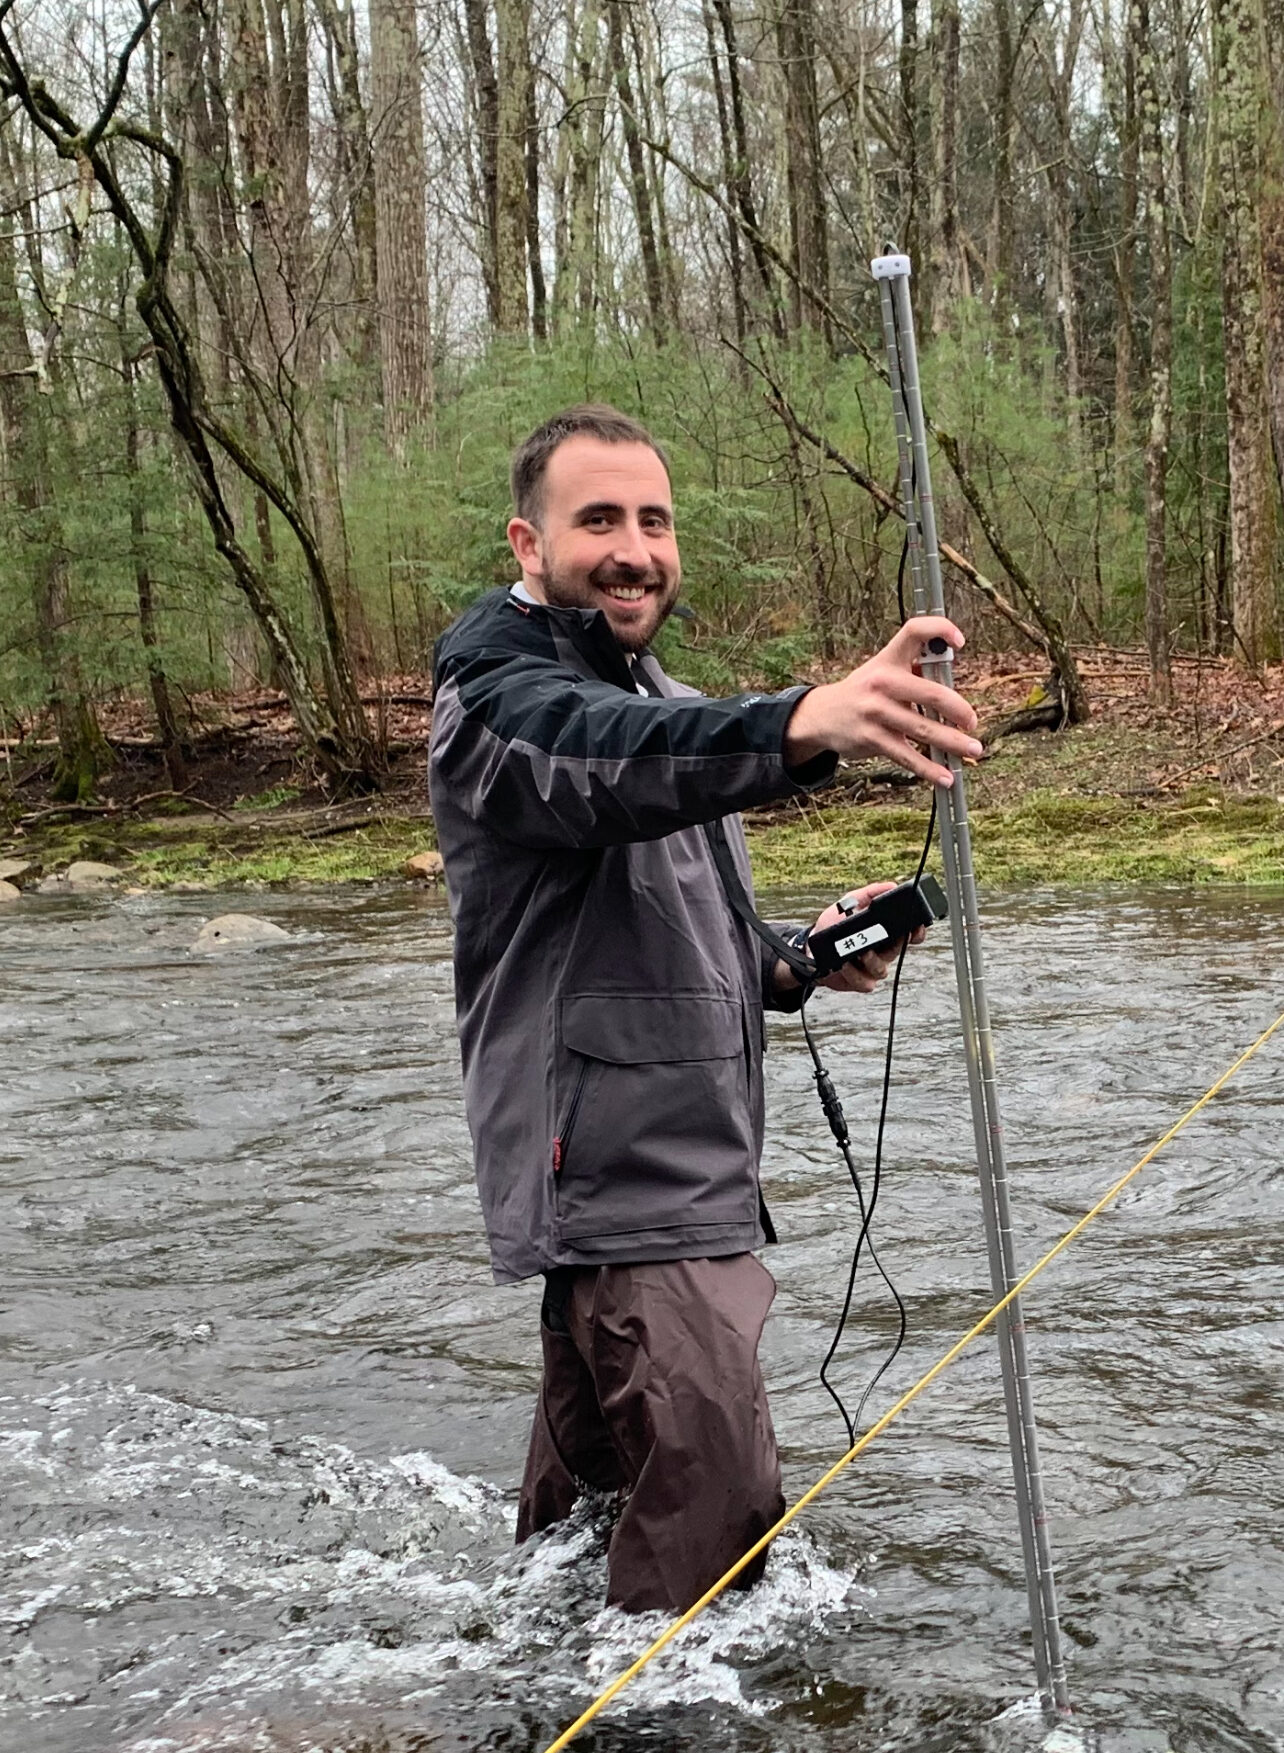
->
(610, 518), (652, 572)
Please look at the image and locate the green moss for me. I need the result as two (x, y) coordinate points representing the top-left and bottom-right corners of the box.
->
(747, 786), (1284, 889)
(232, 784), (302, 812)
(8, 782), (1283, 892)
(103, 815), (437, 888)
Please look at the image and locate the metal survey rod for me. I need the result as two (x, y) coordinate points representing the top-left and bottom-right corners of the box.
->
(872, 250), (1072, 1718)
(874, 262), (1057, 1710)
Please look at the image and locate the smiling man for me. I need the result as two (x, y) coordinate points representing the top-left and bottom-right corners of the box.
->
(429, 405), (981, 1615)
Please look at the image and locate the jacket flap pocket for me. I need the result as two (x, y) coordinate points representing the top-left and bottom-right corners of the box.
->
(561, 993), (742, 1064)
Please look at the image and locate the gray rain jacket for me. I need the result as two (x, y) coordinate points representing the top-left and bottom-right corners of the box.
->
(429, 586), (836, 1283)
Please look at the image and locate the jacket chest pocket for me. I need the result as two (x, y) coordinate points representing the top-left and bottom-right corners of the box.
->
(552, 992), (756, 1241)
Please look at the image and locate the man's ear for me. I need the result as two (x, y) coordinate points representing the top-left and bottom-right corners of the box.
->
(507, 516), (542, 577)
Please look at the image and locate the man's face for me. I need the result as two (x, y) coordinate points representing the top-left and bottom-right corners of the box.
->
(508, 437), (682, 652)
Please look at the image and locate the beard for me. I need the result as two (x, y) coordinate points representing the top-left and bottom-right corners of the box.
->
(541, 557), (680, 653)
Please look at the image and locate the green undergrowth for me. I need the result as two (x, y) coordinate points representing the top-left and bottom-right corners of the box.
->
(746, 787), (1284, 890)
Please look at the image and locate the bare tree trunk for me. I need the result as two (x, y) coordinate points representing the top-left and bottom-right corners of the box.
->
(929, 0), (967, 328)
(900, 0), (921, 269)
(1036, 0), (1087, 451)
(608, 0), (665, 341)
(1260, 0), (1284, 500)
(317, 0), (379, 365)
(0, 157), (106, 801)
(700, 0), (747, 341)
(369, 0), (432, 446)
(775, 0), (830, 333)
(1132, 0), (1172, 700)
(1212, 0), (1278, 664)
(711, 0), (781, 324)
(630, 2), (681, 328)
(495, 0), (532, 334)
(988, 0), (1016, 301)
(1109, 0), (1138, 494)
(526, 61), (548, 340)
(1169, 0), (1196, 235)
(562, 0), (606, 322)
(463, 0), (501, 326)
(122, 343), (188, 786)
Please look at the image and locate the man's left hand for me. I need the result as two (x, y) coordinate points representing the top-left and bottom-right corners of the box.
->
(774, 881), (926, 996)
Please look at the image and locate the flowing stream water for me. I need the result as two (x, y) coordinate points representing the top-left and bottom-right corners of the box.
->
(2, 883), (1282, 1753)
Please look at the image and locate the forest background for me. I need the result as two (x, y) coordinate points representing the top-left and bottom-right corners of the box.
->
(1, 0), (1284, 885)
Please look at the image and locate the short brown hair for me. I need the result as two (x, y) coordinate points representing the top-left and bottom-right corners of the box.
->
(510, 404), (671, 523)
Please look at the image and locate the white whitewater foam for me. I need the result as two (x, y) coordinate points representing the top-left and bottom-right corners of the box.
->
(5, 1380), (871, 1743)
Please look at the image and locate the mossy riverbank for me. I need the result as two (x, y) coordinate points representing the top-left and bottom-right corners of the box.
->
(6, 780), (1284, 894)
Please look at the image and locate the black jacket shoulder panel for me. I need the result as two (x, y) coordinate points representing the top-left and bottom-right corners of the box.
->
(433, 587), (559, 686)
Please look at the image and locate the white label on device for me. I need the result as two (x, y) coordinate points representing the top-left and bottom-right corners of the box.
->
(834, 922), (890, 957)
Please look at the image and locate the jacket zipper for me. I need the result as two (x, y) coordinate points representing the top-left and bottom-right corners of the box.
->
(552, 1059), (590, 1174)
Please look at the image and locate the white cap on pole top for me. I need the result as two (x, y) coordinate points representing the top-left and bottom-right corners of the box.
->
(871, 252), (912, 279)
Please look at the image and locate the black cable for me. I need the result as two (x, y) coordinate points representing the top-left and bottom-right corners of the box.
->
(800, 794), (936, 1447)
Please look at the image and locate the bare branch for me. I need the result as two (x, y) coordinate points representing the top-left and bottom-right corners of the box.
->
(82, 0), (168, 153)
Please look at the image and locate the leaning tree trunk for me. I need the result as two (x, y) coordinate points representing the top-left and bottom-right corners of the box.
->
(0, 23), (383, 790)
(934, 427), (1090, 722)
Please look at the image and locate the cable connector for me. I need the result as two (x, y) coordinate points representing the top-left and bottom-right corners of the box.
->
(813, 1067), (850, 1147)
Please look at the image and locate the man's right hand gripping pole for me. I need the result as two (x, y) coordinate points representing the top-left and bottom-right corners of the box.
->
(783, 616), (982, 785)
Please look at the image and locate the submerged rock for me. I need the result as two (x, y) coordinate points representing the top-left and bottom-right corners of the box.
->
(0, 880), (20, 904)
(0, 857), (40, 888)
(64, 860), (125, 890)
(404, 850), (445, 882)
(193, 913), (291, 952)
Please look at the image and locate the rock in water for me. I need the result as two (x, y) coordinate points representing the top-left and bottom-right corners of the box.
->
(193, 913), (291, 952)
(64, 860), (125, 890)
(0, 858), (40, 888)
(0, 880), (20, 904)
(403, 850), (445, 882)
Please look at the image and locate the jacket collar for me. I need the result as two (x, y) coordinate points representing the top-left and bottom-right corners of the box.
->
(506, 588), (640, 694)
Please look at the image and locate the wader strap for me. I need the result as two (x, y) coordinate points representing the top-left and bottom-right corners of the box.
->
(702, 819), (816, 986)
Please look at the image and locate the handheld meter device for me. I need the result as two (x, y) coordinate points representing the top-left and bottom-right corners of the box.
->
(806, 873), (948, 976)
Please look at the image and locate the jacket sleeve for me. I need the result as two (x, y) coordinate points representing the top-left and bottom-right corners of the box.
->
(760, 930), (811, 1013)
(430, 643), (836, 851)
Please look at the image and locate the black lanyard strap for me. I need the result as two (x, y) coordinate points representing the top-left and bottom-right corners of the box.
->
(703, 819), (816, 986)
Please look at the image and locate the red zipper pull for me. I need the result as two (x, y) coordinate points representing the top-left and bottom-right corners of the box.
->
(552, 1137), (563, 1173)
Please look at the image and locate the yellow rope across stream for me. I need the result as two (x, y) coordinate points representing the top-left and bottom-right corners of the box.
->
(539, 1004), (1284, 1753)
